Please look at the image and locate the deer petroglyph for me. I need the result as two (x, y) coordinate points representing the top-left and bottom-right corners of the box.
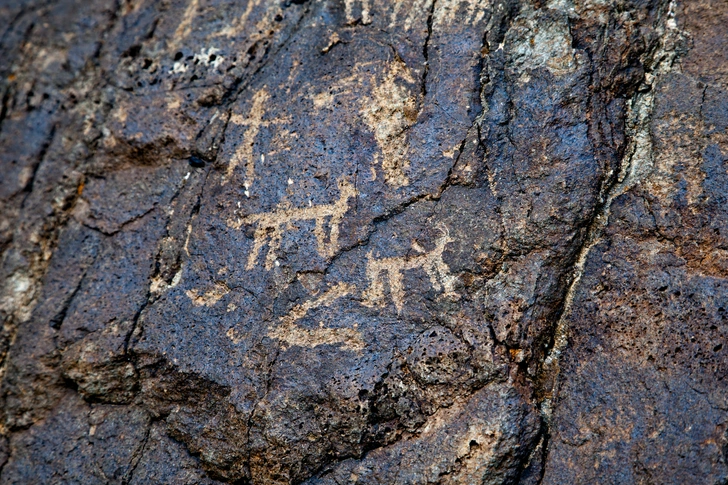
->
(230, 179), (357, 270)
(362, 225), (458, 313)
(267, 283), (363, 350)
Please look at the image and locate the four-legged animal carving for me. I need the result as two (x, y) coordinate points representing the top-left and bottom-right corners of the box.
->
(363, 225), (458, 313)
(232, 179), (357, 270)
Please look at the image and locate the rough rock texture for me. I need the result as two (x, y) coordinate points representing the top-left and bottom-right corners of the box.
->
(0, 0), (725, 483)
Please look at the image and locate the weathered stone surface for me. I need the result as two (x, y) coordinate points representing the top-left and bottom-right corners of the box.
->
(0, 0), (725, 483)
(2, 392), (149, 484)
(542, 1), (728, 482)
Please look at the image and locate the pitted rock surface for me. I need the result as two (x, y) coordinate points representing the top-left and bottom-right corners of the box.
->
(0, 0), (725, 484)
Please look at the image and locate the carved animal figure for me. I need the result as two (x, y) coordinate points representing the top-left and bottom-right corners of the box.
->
(363, 225), (458, 312)
(232, 179), (357, 270)
(266, 283), (363, 350)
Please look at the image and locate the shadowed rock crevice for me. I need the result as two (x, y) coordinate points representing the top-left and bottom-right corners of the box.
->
(531, 0), (689, 478)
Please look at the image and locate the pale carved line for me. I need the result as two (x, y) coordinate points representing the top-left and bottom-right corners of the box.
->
(229, 179), (357, 270)
(362, 224), (458, 313)
(267, 282), (363, 350)
(227, 87), (290, 186)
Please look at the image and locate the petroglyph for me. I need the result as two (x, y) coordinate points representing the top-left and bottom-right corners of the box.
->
(227, 87), (287, 185)
(186, 282), (230, 307)
(647, 117), (727, 208)
(266, 283), (363, 350)
(219, 0), (262, 37)
(361, 58), (418, 188)
(389, 0), (433, 31)
(363, 225), (458, 313)
(433, 0), (489, 27)
(308, 67), (375, 108)
(344, 0), (372, 24)
(230, 179), (357, 270)
(170, 0), (199, 50)
(214, 0), (284, 39)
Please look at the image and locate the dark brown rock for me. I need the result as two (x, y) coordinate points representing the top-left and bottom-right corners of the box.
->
(542, 1), (728, 483)
(0, 0), (725, 483)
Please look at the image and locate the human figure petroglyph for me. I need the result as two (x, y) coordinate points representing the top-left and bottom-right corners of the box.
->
(361, 59), (418, 188)
(227, 87), (293, 186)
(230, 179), (357, 270)
(299, 58), (416, 188)
(266, 283), (364, 350)
(362, 225), (458, 313)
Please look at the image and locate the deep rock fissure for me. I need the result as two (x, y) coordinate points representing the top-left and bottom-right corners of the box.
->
(535, 0), (686, 476)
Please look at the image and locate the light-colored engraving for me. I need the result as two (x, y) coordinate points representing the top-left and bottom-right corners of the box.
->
(344, 0), (372, 24)
(217, 0), (262, 37)
(299, 59), (416, 187)
(433, 0), (489, 27)
(186, 282), (230, 307)
(170, 0), (199, 50)
(362, 225), (458, 313)
(307, 67), (375, 108)
(361, 59), (418, 188)
(227, 87), (286, 185)
(229, 179), (357, 270)
(266, 282), (363, 350)
(321, 32), (341, 54)
(389, 0), (433, 31)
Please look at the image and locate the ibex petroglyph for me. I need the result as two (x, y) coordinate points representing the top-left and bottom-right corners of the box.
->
(362, 225), (458, 313)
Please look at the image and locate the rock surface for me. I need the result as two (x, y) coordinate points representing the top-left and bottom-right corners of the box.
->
(0, 0), (725, 483)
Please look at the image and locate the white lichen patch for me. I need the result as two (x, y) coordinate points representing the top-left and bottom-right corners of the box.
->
(170, 61), (187, 74)
(169, 47), (225, 75)
(193, 47), (224, 69)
